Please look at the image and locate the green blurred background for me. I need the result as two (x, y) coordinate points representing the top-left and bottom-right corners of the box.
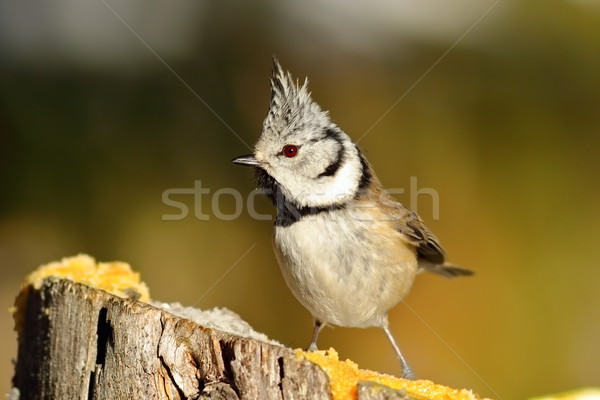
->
(1, 0), (599, 398)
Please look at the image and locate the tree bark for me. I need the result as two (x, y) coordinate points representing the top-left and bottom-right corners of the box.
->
(12, 278), (413, 400)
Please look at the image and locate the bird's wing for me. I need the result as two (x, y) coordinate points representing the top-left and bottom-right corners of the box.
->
(391, 205), (474, 277)
(370, 188), (474, 277)
(395, 209), (446, 265)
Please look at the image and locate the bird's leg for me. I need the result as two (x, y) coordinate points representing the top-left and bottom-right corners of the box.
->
(382, 322), (417, 380)
(306, 319), (324, 351)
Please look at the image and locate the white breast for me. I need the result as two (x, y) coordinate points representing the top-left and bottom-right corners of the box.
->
(273, 205), (418, 328)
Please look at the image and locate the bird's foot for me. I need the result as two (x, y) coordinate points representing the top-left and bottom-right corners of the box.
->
(400, 365), (417, 380)
(305, 342), (318, 352)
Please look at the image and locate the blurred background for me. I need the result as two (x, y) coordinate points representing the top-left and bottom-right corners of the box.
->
(1, 0), (599, 398)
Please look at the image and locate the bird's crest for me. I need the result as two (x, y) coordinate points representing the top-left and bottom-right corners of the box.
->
(264, 57), (328, 137)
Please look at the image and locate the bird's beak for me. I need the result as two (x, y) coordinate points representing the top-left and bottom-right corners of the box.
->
(231, 154), (260, 167)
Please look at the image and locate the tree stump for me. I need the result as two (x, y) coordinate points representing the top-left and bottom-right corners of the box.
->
(11, 277), (415, 400)
(13, 278), (338, 400)
(11, 252), (487, 400)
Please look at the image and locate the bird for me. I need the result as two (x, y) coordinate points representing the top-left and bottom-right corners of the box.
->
(232, 57), (473, 379)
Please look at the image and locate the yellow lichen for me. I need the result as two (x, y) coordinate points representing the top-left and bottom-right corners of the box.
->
(12, 254), (150, 333)
(23, 254), (150, 301)
(296, 348), (490, 400)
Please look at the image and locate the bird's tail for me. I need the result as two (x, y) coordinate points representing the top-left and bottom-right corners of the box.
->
(419, 262), (474, 278)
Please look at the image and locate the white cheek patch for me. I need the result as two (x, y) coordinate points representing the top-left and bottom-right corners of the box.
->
(280, 146), (363, 208)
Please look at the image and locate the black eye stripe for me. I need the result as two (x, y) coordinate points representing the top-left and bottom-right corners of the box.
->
(322, 127), (343, 141)
(318, 145), (344, 178)
(317, 130), (345, 178)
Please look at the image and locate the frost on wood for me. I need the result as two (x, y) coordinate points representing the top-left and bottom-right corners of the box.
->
(12, 278), (336, 400)
(152, 301), (280, 346)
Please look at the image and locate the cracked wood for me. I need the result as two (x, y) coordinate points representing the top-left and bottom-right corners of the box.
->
(12, 278), (414, 399)
(12, 278), (332, 400)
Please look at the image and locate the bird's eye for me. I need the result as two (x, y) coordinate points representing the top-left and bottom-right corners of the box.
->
(282, 145), (299, 158)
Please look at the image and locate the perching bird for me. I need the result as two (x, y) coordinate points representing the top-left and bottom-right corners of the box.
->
(232, 58), (473, 379)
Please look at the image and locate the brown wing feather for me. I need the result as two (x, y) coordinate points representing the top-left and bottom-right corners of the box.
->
(356, 157), (472, 277)
(397, 210), (446, 264)
(397, 208), (474, 277)
(361, 175), (447, 264)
